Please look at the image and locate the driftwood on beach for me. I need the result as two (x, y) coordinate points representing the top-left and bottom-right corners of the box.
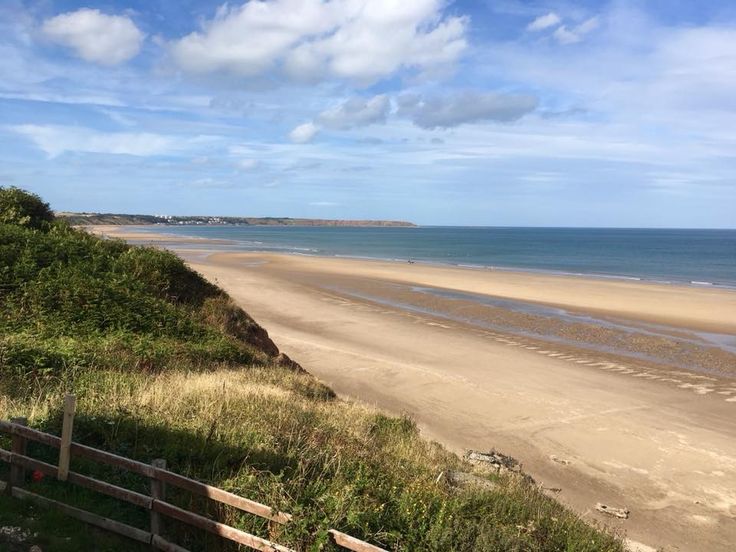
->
(465, 450), (520, 472)
(595, 503), (630, 519)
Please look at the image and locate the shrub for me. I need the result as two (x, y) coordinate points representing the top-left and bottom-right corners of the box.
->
(0, 186), (54, 229)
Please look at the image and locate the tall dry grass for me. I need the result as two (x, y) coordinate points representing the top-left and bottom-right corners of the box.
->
(1, 366), (623, 551)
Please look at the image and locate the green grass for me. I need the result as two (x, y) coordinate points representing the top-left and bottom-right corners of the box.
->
(1, 368), (623, 551)
(0, 188), (624, 551)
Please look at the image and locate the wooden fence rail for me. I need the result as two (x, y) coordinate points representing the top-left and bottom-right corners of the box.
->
(0, 395), (387, 552)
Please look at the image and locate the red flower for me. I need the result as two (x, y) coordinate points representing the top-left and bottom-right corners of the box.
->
(32, 470), (44, 482)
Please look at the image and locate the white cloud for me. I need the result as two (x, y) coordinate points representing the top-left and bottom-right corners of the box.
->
(317, 95), (390, 130)
(42, 9), (144, 65)
(488, 8), (736, 127)
(577, 17), (601, 35)
(400, 92), (538, 129)
(527, 13), (561, 32)
(169, 0), (467, 85)
(553, 17), (599, 44)
(298, 91), (535, 136)
(553, 26), (579, 44)
(289, 122), (319, 143)
(10, 124), (180, 157)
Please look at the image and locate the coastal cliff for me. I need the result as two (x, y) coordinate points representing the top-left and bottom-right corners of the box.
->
(57, 211), (417, 227)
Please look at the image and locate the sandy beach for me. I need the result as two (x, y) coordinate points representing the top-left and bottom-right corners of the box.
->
(93, 226), (736, 551)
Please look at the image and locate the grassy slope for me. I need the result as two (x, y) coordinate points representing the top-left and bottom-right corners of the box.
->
(0, 217), (623, 551)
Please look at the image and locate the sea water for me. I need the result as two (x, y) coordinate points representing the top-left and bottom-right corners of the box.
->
(138, 226), (736, 288)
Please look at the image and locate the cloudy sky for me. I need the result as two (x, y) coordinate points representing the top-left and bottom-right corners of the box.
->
(1, 0), (735, 227)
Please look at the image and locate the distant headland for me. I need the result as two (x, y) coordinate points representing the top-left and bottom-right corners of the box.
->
(57, 211), (416, 227)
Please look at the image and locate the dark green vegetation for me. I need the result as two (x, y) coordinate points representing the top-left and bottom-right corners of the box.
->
(58, 211), (416, 227)
(1, 187), (623, 551)
(0, 186), (54, 229)
(0, 492), (137, 551)
(0, 207), (283, 382)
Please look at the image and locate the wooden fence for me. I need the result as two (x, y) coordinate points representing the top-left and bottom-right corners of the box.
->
(0, 394), (387, 552)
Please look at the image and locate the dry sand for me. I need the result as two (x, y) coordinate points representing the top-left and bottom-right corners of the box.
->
(93, 226), (736, 551)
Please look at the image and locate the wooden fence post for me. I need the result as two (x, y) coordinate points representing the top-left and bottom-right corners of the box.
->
(150, 458), (167, 543)
(8, 417), (28, 493)
(58, 394), (76, 481)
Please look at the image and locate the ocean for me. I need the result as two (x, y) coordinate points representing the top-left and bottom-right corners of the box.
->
(138, 226), (736, 288)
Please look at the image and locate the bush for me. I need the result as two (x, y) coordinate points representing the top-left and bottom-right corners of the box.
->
(0, 186), (54, 229)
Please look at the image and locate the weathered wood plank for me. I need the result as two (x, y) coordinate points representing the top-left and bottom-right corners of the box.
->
(9, 453), (56, 477)
(150, 459), (167, 539)
(58, 394), (76, 481)
(68, 470), (153, 510)
(71, 442), (154, 477)
(1, 419), (153, 477)
(10, 453), (152, 509)
(0, 447), (11, 463)
(153, 468), (292, 524)
(152, 500), (295, 552)
(7, 421), (61, 448)
(9, 417), (27, 492)
(11, 487), (152, 544)
(328, 529), (388, 552)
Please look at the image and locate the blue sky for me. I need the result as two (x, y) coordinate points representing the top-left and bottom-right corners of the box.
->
(1, 0), (735, 227)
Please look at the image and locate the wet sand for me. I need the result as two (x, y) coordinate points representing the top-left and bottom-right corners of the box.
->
(83, 225), (237, 245)
(91, 226), (736, 551)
